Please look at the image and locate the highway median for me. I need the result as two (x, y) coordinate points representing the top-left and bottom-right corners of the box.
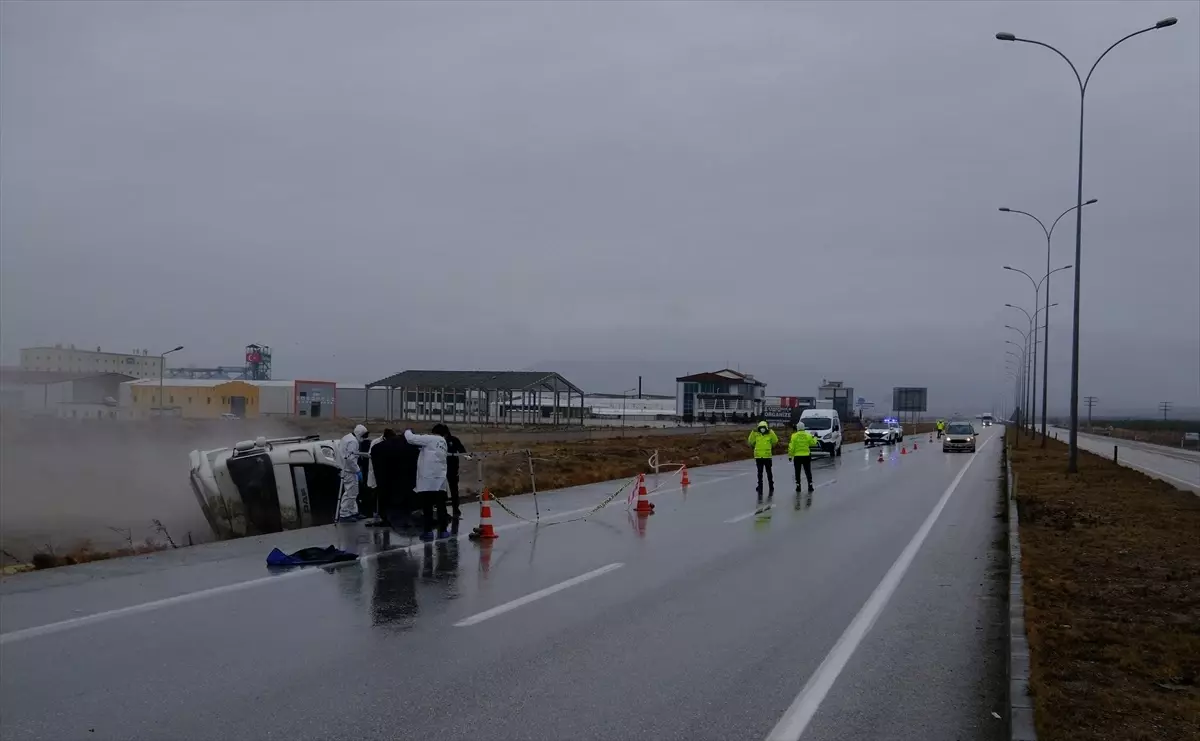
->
(1010, 435), (1200, 741)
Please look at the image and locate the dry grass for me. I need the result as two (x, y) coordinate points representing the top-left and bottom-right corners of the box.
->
(1011, 436), (1200, 741)
(467, 423), (936, 498)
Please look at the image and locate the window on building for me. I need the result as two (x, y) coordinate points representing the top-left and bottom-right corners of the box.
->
(222, 396), (227, 404)
(207, 397), (211, 404)
(187, 397), (192, 404)
(169, 396), (174, 404)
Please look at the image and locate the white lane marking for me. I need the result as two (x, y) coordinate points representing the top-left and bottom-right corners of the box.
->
(453, 562), (624, 627)
(0, 469), (752, 645)
(1115, 461), (1199, 491)
(764, 435), (993, 741)
(725, 480), (836, 523)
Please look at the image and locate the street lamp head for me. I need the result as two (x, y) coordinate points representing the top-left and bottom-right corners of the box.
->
(171, 345), (184, 353)
(1004, 303), (1015, 308)
(1156, 17), (1178, 29)
(1084, 198), (1098, 205)
(996, 32), (1016, 41)
(999, 207), (1011, 212)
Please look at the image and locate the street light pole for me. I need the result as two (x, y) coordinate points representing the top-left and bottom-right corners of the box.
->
(1005, 331), (1029, 432)
(1000, 202), (1095, 444)
(158, 345), (184, 417)
(996, 16), (1178, 472)
(1005, 308), (1034, 433)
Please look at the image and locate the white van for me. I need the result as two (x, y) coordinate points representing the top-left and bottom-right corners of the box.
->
(799, 409), (843, 457)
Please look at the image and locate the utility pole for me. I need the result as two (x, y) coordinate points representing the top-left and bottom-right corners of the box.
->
(1159, 401), (1172, 420)
(1084, 395), (1099, 429)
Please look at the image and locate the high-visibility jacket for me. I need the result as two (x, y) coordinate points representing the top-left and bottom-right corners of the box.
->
(747, 425), (778, 459)
(788, 429), (820, 458)
(936, 420), (945, 431)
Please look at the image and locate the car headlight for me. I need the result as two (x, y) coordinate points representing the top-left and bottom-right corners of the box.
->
(823, 433), (834, 440)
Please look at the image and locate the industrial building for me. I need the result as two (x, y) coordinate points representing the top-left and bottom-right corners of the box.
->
(0, 369), (136, 418)
(818, 379), (855, 422)
(19, 345), (163, 379)
(675, 369), (767, 422)
(363, 370), (586, 425)
(119, 378), (336, 419)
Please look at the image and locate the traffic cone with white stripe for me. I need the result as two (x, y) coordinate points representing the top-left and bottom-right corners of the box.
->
(634, 473), (655, 513)
(680, 465), (691, 487)
(913, 440), (919, 451)
(877, 448), (885, 462)
(901, 445), (907, 455)
(469, 488), (498, 540)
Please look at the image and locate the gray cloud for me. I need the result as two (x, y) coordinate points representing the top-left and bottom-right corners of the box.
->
(2, 0), (1197, 415)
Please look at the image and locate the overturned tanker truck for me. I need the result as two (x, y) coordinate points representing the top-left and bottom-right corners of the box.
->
(190, 435), (346, 540)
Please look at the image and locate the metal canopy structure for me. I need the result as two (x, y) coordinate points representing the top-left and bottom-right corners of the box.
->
(364, 370), (586, 426)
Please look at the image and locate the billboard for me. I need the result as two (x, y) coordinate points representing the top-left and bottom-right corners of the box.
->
(892, 387), (928, 413)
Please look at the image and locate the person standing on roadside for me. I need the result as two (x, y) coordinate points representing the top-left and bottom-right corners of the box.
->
(788, 422), (821, 493)
(748, 420), (779, 498)
(405, 426), (451, 541)
(337, 424), (370, 523)
(442, 426), (468, 521)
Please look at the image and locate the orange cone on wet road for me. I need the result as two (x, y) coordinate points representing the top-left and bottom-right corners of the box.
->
(469, 488), (499, 540)
(901, 445), (907, 455)
(634, 473), (656, 514)
(680, 465), (691, 486)
(877, 449), (885, 462)
(913, 440), (919, 451)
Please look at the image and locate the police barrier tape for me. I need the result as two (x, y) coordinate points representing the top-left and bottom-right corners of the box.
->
(446, 445), (700, 529)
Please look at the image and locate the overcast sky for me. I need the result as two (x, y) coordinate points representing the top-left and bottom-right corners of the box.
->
(2, 0), (1197, 414)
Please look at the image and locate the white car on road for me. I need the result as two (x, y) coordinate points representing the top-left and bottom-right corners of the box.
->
(864, 421), (898, 447)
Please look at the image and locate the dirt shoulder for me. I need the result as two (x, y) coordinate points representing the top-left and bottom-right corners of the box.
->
(1010, 437), (1200, 741)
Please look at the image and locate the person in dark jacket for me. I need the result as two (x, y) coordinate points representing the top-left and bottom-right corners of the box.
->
(370, 429), (421, 528)
(442, 426), (468, 520)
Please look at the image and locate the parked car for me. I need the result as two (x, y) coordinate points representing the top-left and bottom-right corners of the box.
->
(942, 421), (978, 453)
(799, 409), (843, 457)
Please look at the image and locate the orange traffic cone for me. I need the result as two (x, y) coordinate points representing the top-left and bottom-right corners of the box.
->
(929, 433), (933, 443)
(877, 449), (885, 462)
(680, 465), (691, 486)
(469, 488), (499, 540)
(901, 446), (907, 455)
(634, 473), (656, 514)
(913, 441), (919, 451)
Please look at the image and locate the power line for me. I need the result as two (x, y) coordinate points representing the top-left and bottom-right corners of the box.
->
(1084, 396), (1098, 432)
(1159, 401), (1172, 420)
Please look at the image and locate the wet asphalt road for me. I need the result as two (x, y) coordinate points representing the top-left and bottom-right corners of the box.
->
(1047, 425), (1200, 492)
(1, 429), (1007, 741)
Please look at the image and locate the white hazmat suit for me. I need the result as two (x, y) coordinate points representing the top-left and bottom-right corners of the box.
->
(337, 424), (369, 520)
(404, 430), (449, 493)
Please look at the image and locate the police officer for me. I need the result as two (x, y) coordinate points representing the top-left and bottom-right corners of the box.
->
(788, 422), (821, 493)
(748, 420), (779, 497)
(936, 419), (946, 438)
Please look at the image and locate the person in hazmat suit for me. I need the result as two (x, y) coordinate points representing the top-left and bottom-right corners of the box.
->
(337, 424), (370, 523)
(788, 422), (821, 494)
(748, 420), (779, 498)
(405, 426), (451, 541)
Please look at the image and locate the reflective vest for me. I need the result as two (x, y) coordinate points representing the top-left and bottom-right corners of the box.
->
(789, 430), (819, 457)
(748, 426), (778, 459)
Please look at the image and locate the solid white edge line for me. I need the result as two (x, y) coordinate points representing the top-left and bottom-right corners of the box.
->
(0, 469), (753, 645)
(453, 562), (624, 627)
(764, 435), (994, 741)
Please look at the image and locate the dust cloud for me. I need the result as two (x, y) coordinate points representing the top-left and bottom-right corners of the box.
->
(0, 416), (329, 560)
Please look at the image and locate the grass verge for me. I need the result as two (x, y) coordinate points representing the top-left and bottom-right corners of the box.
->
(473, 423), (935, 497)
(1010, 436), (1200, 741)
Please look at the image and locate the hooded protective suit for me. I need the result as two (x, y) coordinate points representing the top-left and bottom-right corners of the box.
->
(337, 424), (368, 520)
(404, 430), (449, 493)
